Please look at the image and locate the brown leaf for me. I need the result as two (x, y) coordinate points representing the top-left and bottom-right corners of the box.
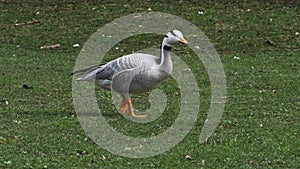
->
(40, 44), (60, 49)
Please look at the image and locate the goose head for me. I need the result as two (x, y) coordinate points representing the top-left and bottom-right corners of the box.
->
(164, 30), (188, 46)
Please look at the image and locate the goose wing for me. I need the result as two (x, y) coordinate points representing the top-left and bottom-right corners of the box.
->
(74, 53), (159, 82)
(111, 65), (143, 96)
(112, 64), (170, 95)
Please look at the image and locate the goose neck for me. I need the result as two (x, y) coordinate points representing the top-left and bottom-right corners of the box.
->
(159, 41), (173, 73)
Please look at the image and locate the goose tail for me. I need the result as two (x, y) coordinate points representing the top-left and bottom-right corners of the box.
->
(71, 64), (102, 75)
(72, 64), (103, 81)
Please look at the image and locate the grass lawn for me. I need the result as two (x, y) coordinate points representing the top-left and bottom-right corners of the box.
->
(1, 0), (299, 168)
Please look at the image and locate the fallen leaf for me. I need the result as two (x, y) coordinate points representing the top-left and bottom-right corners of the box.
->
(76, 150), (88, 155)
(3, 160), (12, 165)
(40, 44), (60, 49)
(21, 84), (33, 89)
(185, 155), (192, 159)
(233, 56), (240, 60)
(73, 44), (80, 47)
(198, 11), (204, 15)
(266, 40), (275, 46)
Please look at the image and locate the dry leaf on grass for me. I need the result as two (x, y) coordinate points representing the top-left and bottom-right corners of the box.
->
(40, 44), (60, 49)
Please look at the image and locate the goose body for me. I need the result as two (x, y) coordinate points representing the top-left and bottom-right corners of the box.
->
(73, 30), (188, 117)
(76, 53), (168, 93)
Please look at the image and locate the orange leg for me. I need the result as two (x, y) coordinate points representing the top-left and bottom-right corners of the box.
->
(127, 98), (146, 118)
(119, 97), (146, 118)
(119, 99), (128, 114)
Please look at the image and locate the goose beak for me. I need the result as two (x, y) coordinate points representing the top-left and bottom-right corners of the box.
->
(179, 37), (188, 44)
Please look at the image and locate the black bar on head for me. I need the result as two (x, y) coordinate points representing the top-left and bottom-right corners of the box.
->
(164, 35), (168, 38)
(170, 30), (176, 36)
(163, 45), (172, 51)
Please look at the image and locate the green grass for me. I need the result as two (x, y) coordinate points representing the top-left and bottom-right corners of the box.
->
(1, 0), (299, 168)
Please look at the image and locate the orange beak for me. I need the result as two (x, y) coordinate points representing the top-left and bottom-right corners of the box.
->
(179, 37), (188, 44)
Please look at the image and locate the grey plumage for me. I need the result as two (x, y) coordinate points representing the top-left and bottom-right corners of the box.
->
(76, 53), (164, 93)
(73, 30), (188, 117)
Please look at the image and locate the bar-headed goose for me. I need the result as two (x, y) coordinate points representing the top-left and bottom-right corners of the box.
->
(73, 30), (188, 117)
